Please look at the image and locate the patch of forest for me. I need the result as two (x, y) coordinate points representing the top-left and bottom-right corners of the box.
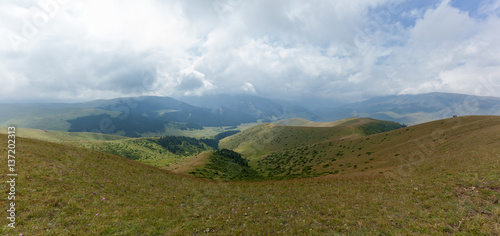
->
(154, 135), (218, 154)
(189, 149), (262, 181)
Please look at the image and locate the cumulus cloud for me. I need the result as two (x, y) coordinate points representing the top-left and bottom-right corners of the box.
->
(241, 82), (256, 94)
(174, 69), (215, 96)
(0, 0), (499, 102)
(386, 0), (500, 97)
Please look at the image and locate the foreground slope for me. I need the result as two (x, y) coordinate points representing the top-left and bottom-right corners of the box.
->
(0, 123), (499, 234)
(220, 117), (404, 159)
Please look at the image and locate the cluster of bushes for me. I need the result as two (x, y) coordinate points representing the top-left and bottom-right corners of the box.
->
(360, 122), (407, 135)
(189, 149), (262, 181)
(155, 136), (218, 155)
(214, 130), (240, 141)
(256, 149), (328, 179)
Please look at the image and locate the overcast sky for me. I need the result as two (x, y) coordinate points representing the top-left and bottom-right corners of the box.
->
(1, 0), (499, 103)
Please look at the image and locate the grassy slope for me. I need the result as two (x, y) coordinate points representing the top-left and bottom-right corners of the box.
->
(220, 118), (402, 160)
(1, 116), (499, 234)
(273, 117), (370, 127)
(187, 149), (263, 181)
(164, 151), (212, 174)
(0, 128), (212, 167)
(0, 105), (119, 131)
(0, 128), (127, 143)
(72, 139), (185, 167)
(256, 116), (500, 179)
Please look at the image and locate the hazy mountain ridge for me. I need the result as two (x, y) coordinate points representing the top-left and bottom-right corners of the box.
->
(318, 92), (500, 125)
(178, 92), (500, 125)
(0, 96), (256, 137)
(1, 92), (499, 136)
(178, 94), (319, 122)
(80, 96), (257, 127)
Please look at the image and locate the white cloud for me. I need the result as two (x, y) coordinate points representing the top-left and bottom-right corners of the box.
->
(371, 0), (500, 99)
(478, 0), (500, 16)
(0, 0), (499, 103)
(241, 82), (256, 94)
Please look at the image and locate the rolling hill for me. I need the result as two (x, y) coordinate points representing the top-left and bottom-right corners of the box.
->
(185, 116), (500, 181)
(0, 127), (128, 143)
(72, 136), (216, 167)
(1, 116), (498, 234)
(256, 115), (500, 179)
(273, 117), (391, 127)
(220, 118), (405, 160)
(0, 128), (217, 167)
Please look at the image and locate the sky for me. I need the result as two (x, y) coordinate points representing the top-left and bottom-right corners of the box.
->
(1, 0), (499, 103)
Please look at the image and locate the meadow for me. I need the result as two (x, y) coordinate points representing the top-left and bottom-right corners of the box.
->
(0, 116), (498, 235)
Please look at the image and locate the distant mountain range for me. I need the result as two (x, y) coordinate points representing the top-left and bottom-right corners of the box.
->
(1, 92), (499, 137)
(316, 92), (500, 125)
(179, 92), (500, 125)
(0, 96), (256, 137)
(178, 94), (319, 122)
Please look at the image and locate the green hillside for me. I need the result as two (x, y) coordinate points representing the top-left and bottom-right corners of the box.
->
(256, 116), (500, 179)
(188, 149), (263, 181)
(0, 127), (216, 167)
(273, 117), (370, 127)
(220, 118), (405, 160)
(0, 116), (499, 234)
(72, 137), (212, 167)
(0, 127), (128, 143)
